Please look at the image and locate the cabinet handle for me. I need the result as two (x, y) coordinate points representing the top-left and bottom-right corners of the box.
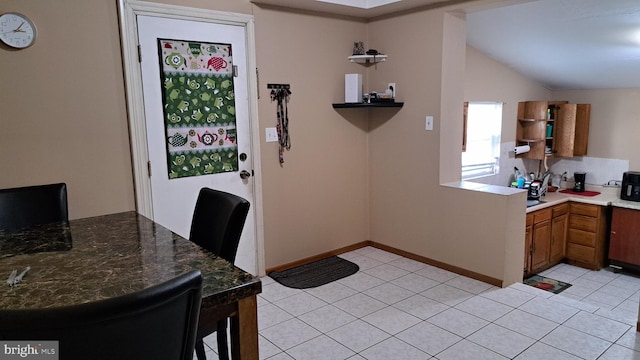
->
(611, 231), (616, 235)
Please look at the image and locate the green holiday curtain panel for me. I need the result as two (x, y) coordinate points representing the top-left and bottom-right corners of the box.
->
(158, 39), (238, 179)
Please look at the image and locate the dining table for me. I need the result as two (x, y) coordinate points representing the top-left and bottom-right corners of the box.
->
(0, 211), (262, 360)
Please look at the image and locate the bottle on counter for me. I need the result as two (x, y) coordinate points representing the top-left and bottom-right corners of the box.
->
(514, 167), (526, 188)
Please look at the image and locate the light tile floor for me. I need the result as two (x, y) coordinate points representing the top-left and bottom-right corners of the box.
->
(200, 246), (640, 359)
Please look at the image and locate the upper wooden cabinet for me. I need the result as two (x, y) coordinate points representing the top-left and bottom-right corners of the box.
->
(553, 103), (591, 157)
(516, 101), (590, 160)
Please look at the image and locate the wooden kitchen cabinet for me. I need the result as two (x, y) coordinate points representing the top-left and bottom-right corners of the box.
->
(524, 204), (569, 276)
(566, 203), (609, 270)
(525, 208), (552, 275)
(609, 207), (640, 271)
(516, 101), (548, 159)
(516, 101), (590, 160)
(524, 213), (533, 275)
(550, 203), (568, 264)
(553, 103), (591, 157)
(531, 208), (552, 273)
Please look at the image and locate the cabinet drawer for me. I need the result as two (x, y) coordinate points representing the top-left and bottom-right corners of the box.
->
(570, 203), (599, 217)
(569, 214), (597, 232)
(552, 203), (569, 217)
(567, 228), (596, 247)
(567, 243), (595, 263)
(533, 208), (552, 223)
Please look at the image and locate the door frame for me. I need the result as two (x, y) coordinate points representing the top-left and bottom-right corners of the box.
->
(117, 0), (265, 275)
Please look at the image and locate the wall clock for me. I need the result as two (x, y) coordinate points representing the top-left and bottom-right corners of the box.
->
(0, 12), (37, 49)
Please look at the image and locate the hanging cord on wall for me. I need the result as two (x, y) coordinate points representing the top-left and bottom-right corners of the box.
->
(269, 85), (292, 165)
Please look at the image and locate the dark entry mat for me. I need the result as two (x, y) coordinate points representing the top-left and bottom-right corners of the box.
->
(269, 256), (359, 289)
(524, 275), (572, 294)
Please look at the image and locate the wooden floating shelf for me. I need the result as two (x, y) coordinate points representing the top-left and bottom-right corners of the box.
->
(332, 102), (403, 109)
(348, 54), (388, 64)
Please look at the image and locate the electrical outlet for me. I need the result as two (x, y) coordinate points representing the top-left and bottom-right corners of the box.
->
(387, 83), (396, 98)
(265, 127), (279, 142)
(425, 116), (434, 131)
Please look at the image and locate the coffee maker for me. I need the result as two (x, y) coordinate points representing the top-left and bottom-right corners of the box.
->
(574, 172), (586, 192)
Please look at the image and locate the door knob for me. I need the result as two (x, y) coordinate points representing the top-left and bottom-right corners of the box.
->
(239, 170), (251, 179)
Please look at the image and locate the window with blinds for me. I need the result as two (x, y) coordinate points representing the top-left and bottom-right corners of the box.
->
(462, 102), (503, 180)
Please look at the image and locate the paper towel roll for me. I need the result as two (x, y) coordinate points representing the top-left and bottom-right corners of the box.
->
(514, 145), (531, 155)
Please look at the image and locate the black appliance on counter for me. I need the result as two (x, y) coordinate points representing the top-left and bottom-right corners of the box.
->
(574, 172), (586, 192)
(621, 171), (640, 202)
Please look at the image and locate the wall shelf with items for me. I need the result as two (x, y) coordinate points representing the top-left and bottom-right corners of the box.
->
(348, 54), (387, 64)
(339, 51), (399, 109)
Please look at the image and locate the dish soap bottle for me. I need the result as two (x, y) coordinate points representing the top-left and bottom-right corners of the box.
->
(514, 167), (525, 188)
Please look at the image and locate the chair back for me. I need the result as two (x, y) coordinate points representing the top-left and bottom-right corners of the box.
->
(0, 183), (68, 231)
(0, 270), (203, 360)
(189, 188), (250, 264)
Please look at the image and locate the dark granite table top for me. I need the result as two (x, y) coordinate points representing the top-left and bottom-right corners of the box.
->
(0, 211), (261, 310)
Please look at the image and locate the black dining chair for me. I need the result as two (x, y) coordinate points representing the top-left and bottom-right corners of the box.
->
(0, 183), (68, 232)
(0, 270), (203, 360)
(189, 187), (250, 360)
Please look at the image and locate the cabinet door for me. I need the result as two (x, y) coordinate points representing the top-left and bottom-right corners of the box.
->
(573, 104), (590, 156)
(550, 213), (567, 263)
(553, 104), (577, 157)
(524, 224), (532, 275)
(531, 219), (551, 272)
(609, 207), (640, 265)
(553, 104), (590, 157)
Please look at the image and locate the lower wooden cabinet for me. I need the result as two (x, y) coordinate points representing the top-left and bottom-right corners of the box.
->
(524, 213), (533, 275)
(525, 205), (567, 276)
(525, 201), (609, 275)
(550, 204), (568, 264)
(524, 202), (582, 276)
(609, 207), (640, 270)
(530, 208), (551, 273)
(566, 203), (609, 270)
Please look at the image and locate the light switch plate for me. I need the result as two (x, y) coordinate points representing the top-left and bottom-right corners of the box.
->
(265, 127), (279, 142)
(425, 116), (434, 131)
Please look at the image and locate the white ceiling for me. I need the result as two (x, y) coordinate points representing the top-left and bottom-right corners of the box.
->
(466, 0), (640, 90)
(251, 0), (467, 19)
(253, 0), (640, 90)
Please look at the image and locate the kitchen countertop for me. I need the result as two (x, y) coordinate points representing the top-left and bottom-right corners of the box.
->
(526, 185), (640, 212)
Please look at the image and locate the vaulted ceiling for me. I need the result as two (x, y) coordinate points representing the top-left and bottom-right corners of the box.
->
(253, 0), (640, 89)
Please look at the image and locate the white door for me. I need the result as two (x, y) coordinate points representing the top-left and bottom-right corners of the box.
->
(136, 15), (257, 274)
